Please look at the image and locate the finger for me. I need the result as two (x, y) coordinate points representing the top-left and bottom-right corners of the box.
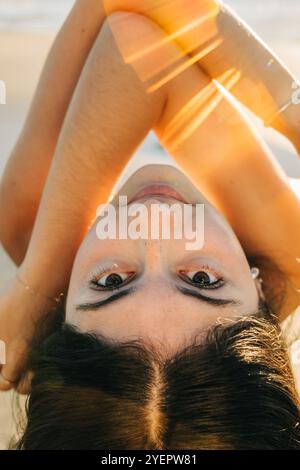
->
(0, 343), (28, 392)
(0, 368), (14, 391)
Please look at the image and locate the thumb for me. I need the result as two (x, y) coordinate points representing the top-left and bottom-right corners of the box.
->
(0, 369), (14, 391)
(0, 342), (28, 392)
(0, 340), (13, 391)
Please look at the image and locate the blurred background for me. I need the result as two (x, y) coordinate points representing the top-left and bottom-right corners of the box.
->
(0, 0), (300, 450)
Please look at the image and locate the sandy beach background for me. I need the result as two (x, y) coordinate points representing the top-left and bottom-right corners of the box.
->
(0, 0), (300, 449)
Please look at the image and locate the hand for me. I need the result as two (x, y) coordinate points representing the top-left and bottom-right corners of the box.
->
(0, 275), (57, 394)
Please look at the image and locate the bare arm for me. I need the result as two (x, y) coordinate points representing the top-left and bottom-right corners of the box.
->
(156, 86), (300, 319)
(104, 0), (300, 317)
(0, 0), (107, 264)
(18, 6), (300, 313)
(17, 14), (168, 298)
(2, 0), (299, 267)
(0, 12), (172, 391)
(104, 0), (300, 151)
(0, 3), (299, 390)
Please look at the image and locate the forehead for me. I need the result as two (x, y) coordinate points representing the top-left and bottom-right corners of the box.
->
(67, 278), (254, 353)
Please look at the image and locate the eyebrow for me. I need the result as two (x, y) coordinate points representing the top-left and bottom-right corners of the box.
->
(76, 287), (136, 311)
(76, 284), (240, 311)
(176, 286), (241, 307)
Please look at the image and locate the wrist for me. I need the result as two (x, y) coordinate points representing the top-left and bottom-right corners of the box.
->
(17, 262), (67, 307)
(4, 275), (61, 321)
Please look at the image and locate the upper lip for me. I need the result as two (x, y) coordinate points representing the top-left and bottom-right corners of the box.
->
(129, 184), (187, 204)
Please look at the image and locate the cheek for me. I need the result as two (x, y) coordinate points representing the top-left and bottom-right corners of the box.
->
(204, 214), (245, 259)
(205, 206), (251, 257)
(242, 285), (260, 314)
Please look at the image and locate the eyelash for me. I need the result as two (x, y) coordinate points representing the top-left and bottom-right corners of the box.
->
(89, 265), (224, 291)
(89, 272), (135, 291)
(178, 265), (225, 290)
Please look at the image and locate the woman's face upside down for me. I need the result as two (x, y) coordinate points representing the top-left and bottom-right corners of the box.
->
(66, 164), (260, 354)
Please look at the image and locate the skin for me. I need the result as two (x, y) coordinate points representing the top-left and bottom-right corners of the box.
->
(0, 1), (299, 391)
(66, 165), (259, 354)
(104, 0), (300, 149)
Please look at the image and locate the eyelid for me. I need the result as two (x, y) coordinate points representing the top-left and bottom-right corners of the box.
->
(179, 275), (225, 290)
(88, 260), (143, 282)
(178, 263), (222, 278)
(89, 264), (127, 281)
(89, 271), (137, 291)
(177, 267), (225, 290)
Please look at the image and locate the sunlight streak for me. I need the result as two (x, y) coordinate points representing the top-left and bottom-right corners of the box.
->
(163, 69), (241, 150)
(125, 6), (220, 64)
(147, 37), (223, 93)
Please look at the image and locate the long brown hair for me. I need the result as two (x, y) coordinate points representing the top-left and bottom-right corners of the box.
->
(15, 303), (300, 450)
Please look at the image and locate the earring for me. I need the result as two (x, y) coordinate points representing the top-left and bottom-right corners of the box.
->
(251, 267), (260, 280)
(251, 267), (265, 300)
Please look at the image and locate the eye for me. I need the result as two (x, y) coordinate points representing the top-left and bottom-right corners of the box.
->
(179, 268), (224, 290)
(91, 272), (134, 290)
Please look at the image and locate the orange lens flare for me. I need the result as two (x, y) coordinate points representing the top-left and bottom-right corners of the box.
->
(163, 69), (241, 151)
(105, 1), (238, 151)
(147, 37), (223, 93)
(106, 0), (221, 87)
(125, 6), (220, 64)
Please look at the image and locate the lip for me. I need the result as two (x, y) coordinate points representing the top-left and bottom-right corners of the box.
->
(129, 184), (188, 204)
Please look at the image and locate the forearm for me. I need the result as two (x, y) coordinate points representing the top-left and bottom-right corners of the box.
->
(104, 0), (300, 150)
(0, 0), (107, 264)
(18, 14), (166, 297)
(200, 6), (300, 151)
